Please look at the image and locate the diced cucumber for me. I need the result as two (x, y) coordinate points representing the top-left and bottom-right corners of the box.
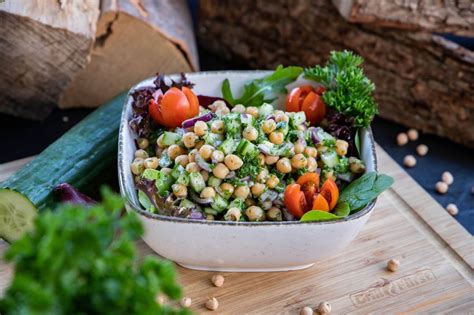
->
(219, 138), (237, 155)
(270, 143), (294, 157)
(204, 132), (224, 146)
(211, 195), (228, 212)
(0, 189), (38, 242)
(321, 150), (340, 168)
(240, 113), (254, 126)
(189, 172), (206, 193)
(138, 190), (156, 213)
(274, 182), (285, 193)
(236, 139), (257, 156)
(208, 176), (222, 188)
(276, 121), (289, 135)
(155, 171), (174, 197)
(142, 169), (160, 180)
(228, 198), (244, 210)
(171, 164), (185, 179)
(179, 199), (196, 209)
(223, 113), (242, 137)
(160, 132), (181, 146)
(204, 207), (218, 215)
(176, 172), (190, 186)
(258, 103), (274, 117)
(290, 112), (306, 128)
(159, 154), (172, 168)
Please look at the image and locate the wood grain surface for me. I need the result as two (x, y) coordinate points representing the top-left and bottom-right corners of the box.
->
(1, 145), (473, 313)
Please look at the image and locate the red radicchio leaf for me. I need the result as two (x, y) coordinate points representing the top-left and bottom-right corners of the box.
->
(55, 183), (96, 205)
(325, 110), (359, 157)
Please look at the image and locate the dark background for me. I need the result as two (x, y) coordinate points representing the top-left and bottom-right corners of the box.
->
(0, 3), (472, 233)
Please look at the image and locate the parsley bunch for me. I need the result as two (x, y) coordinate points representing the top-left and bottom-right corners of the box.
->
(0, 188), (188, 315)
(304, 50), (378, 127)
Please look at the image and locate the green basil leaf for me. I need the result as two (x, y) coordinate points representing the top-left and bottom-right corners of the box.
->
(333, 201), (350, 217)
(221, 78), (235, 105)
(300, 210), (342, 222)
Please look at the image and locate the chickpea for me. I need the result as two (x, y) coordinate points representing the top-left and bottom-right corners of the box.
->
(436, 181), (448, 194)
(161, 167), (172, 175)
(403, 155), (417, 168)
(246, 106), (259, 118)
(199, 144), (214, 160)
(318, 302), (331, 314)
(212, 163), (230, 179)
(256, 169), (268, 183)
(262, 119), (276, 134)
(416, 144), (429, 156)
(265, 155), (279, 165)
(224, 207), (241, 221)
(276, 158), (292, 173)
(195, 140), (205, 150)
(251, 183), (266, 197)
(213, 100), (227, 109)
(137, 138), (149, 149)
(183, 132), (198, 148)
(387, 259), (400, 272)
(243, 126), (258, 141)
(231, 104), (246, 113)
(224, 154), (244, 170)
(211, 150), (225, 163)
(291, 153), (308, 169)
(335, 139), (349, 156)
(167, 144), (184, 160)
(175, 155), (189, 167)
(274, 110), (284, 116)
(275, 113), (289, 123)
(269, 131), (284, 145)
(267, 207), (282, 221)
(294, 140), (305, 154)
(200, 187), (216, 199)
(130, 160), (144, 175)
(300, 306), (314, 315)
(156, 134), (165, 148)
(246, 206), (265, 221)
(396, 133), (408, 146)
(188, 149), (197, 163)
(211, 120), (225, 134)
(200, 170), (209, 181)
(172, 184), (187, 198)
(220, 182), (235, 195)
(234, 186), (250, 200)
(258, 153), (266, 166)
(180, 297), (192, 308)
(262, 201), (273, 210)
(307, 157), (317, 172)
(144, 157), (159, 169)
(134, 149), (149, 159)
(194, 121), (208, 136)
(349, 157), (365, 173)
(304, 146), (317, 158)
(407, 128), (419, 141)
(446, 203), (458, 216)
(441, 171), (454, 185)
(206, 297), (219, 311)
(266, 174), (280, 189)
(185, 162), (201, 173)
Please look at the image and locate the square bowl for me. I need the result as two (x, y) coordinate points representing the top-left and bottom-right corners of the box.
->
(118, 71), (377, 272)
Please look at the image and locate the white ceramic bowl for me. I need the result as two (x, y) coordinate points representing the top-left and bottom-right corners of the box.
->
(118, 71), (377, 272)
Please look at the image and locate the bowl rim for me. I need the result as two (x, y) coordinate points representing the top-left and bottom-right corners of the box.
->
(118, 70), (378, 226)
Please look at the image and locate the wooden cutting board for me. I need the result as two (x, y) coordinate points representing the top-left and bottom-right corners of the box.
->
(1, 145), (473, 314)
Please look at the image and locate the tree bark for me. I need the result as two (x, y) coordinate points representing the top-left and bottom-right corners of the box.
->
(59, 0), (198, 109)
(332, 0), (474, 36)
(198, 0), (474, 148)
(0, 0), (100, 119)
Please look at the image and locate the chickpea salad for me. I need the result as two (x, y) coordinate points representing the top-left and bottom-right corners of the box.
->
(129, 51), (393, 222)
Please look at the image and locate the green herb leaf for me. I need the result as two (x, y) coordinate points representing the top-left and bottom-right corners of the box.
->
(304, 50), (378, 127)
(339, 171), (394, 212)
(300, 210), (342, 222)
(333, 201), (350, 217)
(0, 188), (188, 315)
(222, 65), (303, 107)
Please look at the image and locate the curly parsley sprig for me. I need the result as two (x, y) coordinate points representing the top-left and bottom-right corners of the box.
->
(304, 50), (378, 127)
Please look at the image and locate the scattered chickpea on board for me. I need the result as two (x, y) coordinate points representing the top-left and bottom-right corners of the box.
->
(441, 171), (454, 185)
(416, 144), (428, 156)
(387, 259), (400, 272)
(436, 181), (448, 194)
(446, 203), (459, 216)
(180, 297), (192, 308)
(211, 274), (225, 287)
(407, 129), (419, 141)
(403, 155), (417, 168)
(318, 301), (332, 314)
(396, 132), (408, 146)
(300, 306), (314, 315)
(206, 297), (219, 311)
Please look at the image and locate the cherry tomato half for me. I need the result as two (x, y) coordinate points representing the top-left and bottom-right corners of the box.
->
(285, 86), (327, 125)
(320, 179), (339, 210)
(284, 184), (307, 218)
(149, 87), (199, 128)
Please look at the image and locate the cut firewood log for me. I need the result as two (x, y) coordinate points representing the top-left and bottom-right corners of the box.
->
(59, 0), (198, 109)
(0, 0), (100, 120)
(332, 0), (474, 36)
(198, 0), (474, 148)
